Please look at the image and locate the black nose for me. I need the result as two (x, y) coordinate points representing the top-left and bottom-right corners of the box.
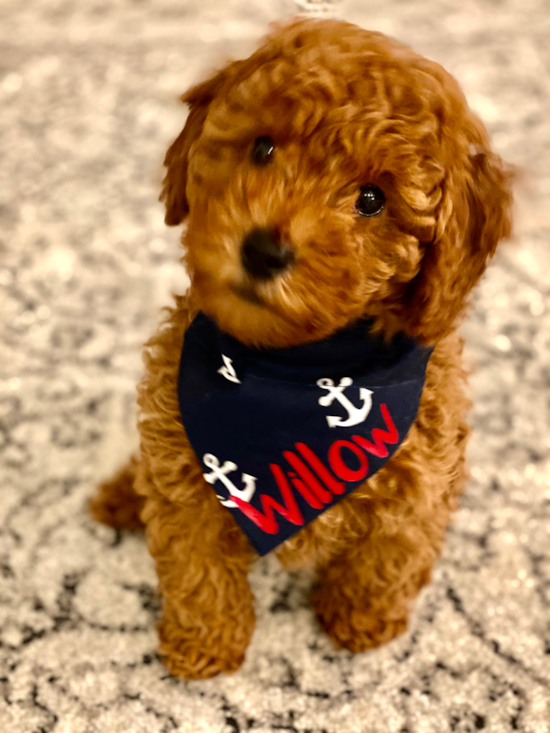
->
(241, 228), (295, 280)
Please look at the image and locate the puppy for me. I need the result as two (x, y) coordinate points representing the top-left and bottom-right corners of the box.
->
(90, 17), (513, 679)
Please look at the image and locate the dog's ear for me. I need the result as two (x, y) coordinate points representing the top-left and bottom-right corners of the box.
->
(405, 112), (514, 343)
(160, 67), (239, 226)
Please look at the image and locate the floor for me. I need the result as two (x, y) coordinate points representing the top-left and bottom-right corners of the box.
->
(1, 0), (549, 731)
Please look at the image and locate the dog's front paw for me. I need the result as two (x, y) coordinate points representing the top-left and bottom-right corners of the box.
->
(158, 637), (244, 680)
(314, 584), (409, 653)
(157, 609), (253, 679)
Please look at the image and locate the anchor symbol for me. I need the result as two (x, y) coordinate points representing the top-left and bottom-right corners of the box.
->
(203, 453), (257, 508)
(317, 377), (373, 428)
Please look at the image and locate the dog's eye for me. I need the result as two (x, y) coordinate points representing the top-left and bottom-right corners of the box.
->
(355, 185), (386, 217)
(251, 136), (275, 166)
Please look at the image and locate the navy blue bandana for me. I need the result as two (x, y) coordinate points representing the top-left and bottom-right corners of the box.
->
(178, 313), (433, 556)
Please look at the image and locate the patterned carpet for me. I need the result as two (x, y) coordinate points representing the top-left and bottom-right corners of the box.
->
(1, 0), (549, 731)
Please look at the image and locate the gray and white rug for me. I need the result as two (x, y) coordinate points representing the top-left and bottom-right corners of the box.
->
(1, 0), (549, 731)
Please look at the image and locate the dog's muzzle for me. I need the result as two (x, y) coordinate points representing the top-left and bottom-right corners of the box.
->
(241, 227), (295, 280)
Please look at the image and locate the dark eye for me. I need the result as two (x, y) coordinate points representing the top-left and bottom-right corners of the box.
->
(251, 136), (275, 166)
(355, 185), (386, 217)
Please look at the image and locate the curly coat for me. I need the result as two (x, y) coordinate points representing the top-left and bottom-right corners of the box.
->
(90, 18), (513, 679)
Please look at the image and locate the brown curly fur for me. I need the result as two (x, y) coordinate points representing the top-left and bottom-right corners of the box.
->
(90, 18), (513, 679)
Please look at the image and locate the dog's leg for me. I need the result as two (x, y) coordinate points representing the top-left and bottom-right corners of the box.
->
(89, 457), (146, 530)
(313, 342), (469, 652)
(313, 508), (450, 652)
(141, 483), (256, 679)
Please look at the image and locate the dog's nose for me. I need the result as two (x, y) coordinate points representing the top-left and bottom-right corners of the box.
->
(241, 228), (295, 280)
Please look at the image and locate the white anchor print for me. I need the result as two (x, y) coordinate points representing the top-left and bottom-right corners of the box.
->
(218, 354), (241, 383)
(203, 453), (257, 508)
(317, 377), (373, 428)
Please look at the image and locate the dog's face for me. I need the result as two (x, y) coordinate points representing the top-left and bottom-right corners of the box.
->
(162, 19), (512, 347)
